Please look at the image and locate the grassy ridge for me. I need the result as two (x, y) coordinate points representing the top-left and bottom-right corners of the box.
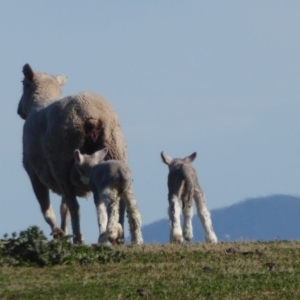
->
(1, 238), (300, 299)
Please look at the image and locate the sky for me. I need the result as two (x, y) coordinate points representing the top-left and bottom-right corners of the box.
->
(1, 1), (300, 244)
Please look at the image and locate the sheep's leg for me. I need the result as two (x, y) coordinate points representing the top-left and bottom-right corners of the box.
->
(63, 190), (83, 244)
(60, 196), (69, 235)
(194, 187), (217, 243)
(103, 190), (123, 245)
(116, 197), (126, 244)
(182, 200), (193, 242)
(168, 194), (183, 243)
(29, 173), (59, 235)
(94, 193), (108, 244)
(122, 188), (143, 245)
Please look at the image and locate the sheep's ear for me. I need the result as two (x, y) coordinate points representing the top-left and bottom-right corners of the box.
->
(74, 149), (84, 164)
(184, 152), (197, 163)
(93, 148), (109, 162)
(161, 152), (172, 165)
(23, 64), (34, 82)
(55, 75), (67, 86)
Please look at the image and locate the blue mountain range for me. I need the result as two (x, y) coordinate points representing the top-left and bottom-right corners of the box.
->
(141, 194), (300, 243)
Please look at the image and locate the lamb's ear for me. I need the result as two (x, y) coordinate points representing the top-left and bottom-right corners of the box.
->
(74, 149), (84, 164)
(184, 152), (197, 163)
(55, 75), (67, 86)
(161, 152), (172, 165)
(93, 148), (109, 163)
(23, 64), (34, 82)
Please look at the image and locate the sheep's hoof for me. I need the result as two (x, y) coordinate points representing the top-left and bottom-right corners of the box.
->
(73, 234), (84, 244)
(50, 227), (65, 239)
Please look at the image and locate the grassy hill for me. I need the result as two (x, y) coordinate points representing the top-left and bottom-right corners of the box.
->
(1, 241), (300, 299)
(2, 195), (300, 299)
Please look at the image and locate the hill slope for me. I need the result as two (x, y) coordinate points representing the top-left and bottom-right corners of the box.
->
(141, 194), (300, 243)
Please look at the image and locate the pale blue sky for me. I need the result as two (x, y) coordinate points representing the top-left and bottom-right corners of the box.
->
(1, 1), (300, 244)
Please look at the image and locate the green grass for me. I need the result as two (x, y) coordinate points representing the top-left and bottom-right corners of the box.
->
(0, 228), (300, 299)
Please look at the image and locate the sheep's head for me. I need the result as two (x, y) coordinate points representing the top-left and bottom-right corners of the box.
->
(74, 148), (109, 185)
(161, 151), (197, 169)
(17, 64), (67, 120)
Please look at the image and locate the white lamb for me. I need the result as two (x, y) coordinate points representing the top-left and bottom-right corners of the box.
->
(74, 148), (143, 245)
(161, 151), (217, 244)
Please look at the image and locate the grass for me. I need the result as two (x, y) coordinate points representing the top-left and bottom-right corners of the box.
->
(0, 228), (300, 299)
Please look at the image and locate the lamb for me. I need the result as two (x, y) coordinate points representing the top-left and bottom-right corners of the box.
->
(74, 148), (143, 245)
(161, 151), (217, 244)
(17, 64), (127, 243)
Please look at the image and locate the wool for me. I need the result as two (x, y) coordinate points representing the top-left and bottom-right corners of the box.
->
(74, 148), (143, 245)
(161, 151), (218, 244)
(17, 64), (127, 243)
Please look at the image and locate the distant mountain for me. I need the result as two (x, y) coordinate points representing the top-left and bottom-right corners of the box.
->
(141, 194), (300, 243)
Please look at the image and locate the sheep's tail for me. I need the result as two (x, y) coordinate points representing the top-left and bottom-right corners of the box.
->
(82, 118), (103, 154)
(84, 118), (102, 143)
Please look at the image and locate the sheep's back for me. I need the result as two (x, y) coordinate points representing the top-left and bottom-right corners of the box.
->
(23, 92), (128, 197)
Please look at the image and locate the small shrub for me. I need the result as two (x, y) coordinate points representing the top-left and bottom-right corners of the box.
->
(0, 226), (125, 267)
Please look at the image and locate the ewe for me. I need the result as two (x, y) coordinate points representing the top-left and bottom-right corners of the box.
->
(161, 152), (217, 244)
(74, 148), (143, 245)
(17, 64), (127, 243)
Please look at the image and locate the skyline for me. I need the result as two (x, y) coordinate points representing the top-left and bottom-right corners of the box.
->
(1, 2), (300, 243)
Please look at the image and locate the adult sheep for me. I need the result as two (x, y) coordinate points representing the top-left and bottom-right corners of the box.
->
(17, 64), (127, 243)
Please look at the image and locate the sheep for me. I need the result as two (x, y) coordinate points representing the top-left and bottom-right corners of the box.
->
(17, 63), (128, 243)
(161, 151), (217, 244)
(73, 148), (143, 245)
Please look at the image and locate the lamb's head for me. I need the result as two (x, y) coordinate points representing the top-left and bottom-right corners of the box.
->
(17, 64), (67, 120)
(161, 151), (197, 169)
(74, 148), (109, 185)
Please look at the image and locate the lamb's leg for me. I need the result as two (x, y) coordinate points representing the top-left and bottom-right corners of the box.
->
(60, 196), (69, 235)
(29, 173), (60, 236)
(116, 197), (126, 244)
(94, 193), (108, 244)
(103, 190), (123, 245)
(168, 193), (183, 243)
(194, 187), (217, 243)
(122, 188), (143, 245)
(182, 200), (193, 242)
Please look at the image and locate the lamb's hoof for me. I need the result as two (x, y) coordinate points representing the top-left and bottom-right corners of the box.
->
(108, 235), (123, 245)
(98, 233), (108, 244)
(108, 236), (124, 245)
(171, 240), (183, 244)
(50, 227), (65, 239)
(132, 238), (143, 245)
(183, 232), (193, 242)
(170, 234), (183, 244)
(116, 237), (125, 245)
(108, 223), (124, 245)
(206, 234), (218, 244)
